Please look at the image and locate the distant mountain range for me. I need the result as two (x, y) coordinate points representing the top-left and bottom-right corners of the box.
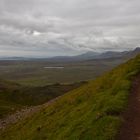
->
(0, 47), (140, 61)
(96, 47), (140, 59)
(46, 47), (140, 62)
(0, 57), (31, 61)
(46, 51), (100, 61)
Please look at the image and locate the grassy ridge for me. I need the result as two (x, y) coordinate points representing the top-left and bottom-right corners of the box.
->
(0, 82), (83, 118)
(0, 55), (140, 140)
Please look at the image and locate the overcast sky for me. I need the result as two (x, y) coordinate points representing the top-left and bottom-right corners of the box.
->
(0, 0), (140, 57)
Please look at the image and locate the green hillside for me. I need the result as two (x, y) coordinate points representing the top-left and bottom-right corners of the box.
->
(0, 81), (82, 118)
(0, 55), (140, 140)
(0, 80), (22, 118)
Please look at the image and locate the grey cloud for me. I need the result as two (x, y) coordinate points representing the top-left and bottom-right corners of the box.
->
(0, 0), (140, 57)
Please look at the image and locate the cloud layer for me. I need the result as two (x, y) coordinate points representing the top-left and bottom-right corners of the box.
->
(0, 0), (140, 57)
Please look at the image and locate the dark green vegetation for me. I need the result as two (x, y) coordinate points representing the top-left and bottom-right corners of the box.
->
(0, 55), (140, 140)
(0, 81), (83, 118)
(0, 57), (126, 86)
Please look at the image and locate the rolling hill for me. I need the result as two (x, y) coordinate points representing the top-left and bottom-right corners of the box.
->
(0, 81), (83, 118)
(0, 54), (140, 139)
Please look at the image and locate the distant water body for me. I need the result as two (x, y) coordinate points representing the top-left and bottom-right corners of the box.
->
(44, 66), (64, 69)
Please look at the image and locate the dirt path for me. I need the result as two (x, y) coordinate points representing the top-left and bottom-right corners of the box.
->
(117, 75), (140, 140)
(0, 96), (60, 131)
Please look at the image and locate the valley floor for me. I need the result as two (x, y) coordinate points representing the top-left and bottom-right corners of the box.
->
(117, 75), (140, 140)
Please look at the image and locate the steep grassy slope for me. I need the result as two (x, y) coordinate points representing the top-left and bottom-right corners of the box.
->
(0, 55), (140, 140)
(0, 82), (83, 118)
